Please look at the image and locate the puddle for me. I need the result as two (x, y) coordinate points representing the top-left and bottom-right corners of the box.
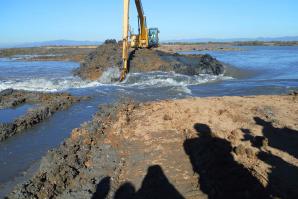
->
(0, 104), (34, 123)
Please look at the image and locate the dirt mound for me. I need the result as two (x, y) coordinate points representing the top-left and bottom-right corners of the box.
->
(73, 43), (225, 81)
(0, 89), (83, 141)
(7, 95), (298, 199)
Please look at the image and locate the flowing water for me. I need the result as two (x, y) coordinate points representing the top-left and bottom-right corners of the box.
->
(0, 104), (34, 123)
(0, 46), (298, 197)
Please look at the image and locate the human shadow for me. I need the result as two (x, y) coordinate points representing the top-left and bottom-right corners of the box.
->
(258, 151), (298, 199)
(254, 117), (298, 159)
(92, 177), (111, 199)
(241, 128), (268, 149)
(92, 165), (184, 199)
(114, 165), (184, 199)
(183, 123), (269, 199)
(241, 125), (298, 198)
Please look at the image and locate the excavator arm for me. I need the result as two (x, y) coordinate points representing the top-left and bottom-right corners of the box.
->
(120, 0), (130, 81)
(120, 0), (157, 81)
(135, 0), (149, 47)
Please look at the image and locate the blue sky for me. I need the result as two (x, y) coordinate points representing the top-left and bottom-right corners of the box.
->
(0, 0), (297, 43)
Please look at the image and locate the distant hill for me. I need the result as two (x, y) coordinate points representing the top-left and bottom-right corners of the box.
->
(1, 36), (298, 49)
(0, 40), (102, 48)
(162, 36), (298, 43)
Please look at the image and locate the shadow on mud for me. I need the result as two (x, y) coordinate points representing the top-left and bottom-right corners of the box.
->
(92, 165), (184, 199)
(254, 117), (298, 159)
(92, 120), (298, 199)
(242, 117), (298, 198)
(183, 123), (269, 199)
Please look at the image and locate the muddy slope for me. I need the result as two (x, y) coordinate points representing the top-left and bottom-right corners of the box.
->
(7, 94), (298, 199)
(6, 103), (128, 199)
(0, 89), (82, 141)
(73, 43), (225, 80)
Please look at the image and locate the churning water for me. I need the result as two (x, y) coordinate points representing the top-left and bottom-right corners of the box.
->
(0, 46), (298, 197)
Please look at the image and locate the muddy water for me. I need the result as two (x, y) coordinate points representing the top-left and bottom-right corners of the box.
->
(0, 46), (298, 197)
(0, 104), (33, 123)
(0, 96), (99, 197)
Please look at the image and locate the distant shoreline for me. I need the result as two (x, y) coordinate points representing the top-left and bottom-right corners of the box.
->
(1, 41), (298, 62)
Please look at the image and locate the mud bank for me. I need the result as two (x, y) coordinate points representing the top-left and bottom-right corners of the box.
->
(0, 46), (96, 62)
(0, 89), (82, 141)
(7, 94), (298, 199)
(73, 43), (225, 81)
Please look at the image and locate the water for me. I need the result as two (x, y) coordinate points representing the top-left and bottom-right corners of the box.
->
(0, 104), (33, 123)
(181, 46), (298, 96)
(0, 46), (298, 196)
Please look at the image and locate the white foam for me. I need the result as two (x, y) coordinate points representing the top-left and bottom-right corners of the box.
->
(99, 67), (121, 84)
(116, 71), (233, 95)
(0, 77), (104, 92)
(0, 70), (233, 95)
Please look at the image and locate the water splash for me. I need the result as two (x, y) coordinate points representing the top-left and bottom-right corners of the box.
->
(0, 68), (231, 94)
(99, 67), (121, 84)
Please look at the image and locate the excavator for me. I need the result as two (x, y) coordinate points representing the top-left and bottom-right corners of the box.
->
(120, 0), (159, 81)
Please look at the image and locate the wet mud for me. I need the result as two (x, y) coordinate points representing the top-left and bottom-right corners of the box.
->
(0, 89), (83, 141)
(73, 43), (225, 81)
(6, 95), (298, 199)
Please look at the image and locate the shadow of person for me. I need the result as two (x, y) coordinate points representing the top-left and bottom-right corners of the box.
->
(254, 117), (298, 159)
(258, 151), (298, 199)
(114, 183), (136, 199)
(92, 177), (111, 199)
(114, 165), (184, 199)
(184, 123), (269, 199)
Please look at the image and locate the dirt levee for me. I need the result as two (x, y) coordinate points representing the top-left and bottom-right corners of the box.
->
(0, 89), (83, 141)
(73, 43), (225, 81)
(7, 94), (298, 198)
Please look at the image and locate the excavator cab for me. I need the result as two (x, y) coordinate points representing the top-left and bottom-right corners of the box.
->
(148, 28), (159, 48)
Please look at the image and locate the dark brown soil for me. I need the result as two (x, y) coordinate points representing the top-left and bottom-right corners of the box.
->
(73, 43), (225, 81)
(0, 89), (83, 141)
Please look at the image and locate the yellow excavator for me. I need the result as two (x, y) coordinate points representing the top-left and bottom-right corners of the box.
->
(120, 0), (159, 81)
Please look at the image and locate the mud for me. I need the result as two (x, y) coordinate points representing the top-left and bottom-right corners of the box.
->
(6, 95), (298, 199)
(0, 46), (96, 62)
(0, 89), (82, 141)
(73, 43), (225, 81)
(6, 102), (128, 199)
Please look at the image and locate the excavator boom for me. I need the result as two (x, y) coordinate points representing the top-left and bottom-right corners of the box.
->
(120, 0), (130, 81)
(120, 0), (159, 81)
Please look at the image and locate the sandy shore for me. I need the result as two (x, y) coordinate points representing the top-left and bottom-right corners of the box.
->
(7, 94), (298, 199)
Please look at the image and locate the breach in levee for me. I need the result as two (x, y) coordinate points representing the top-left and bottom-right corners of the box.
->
(120, 0), (160, 81)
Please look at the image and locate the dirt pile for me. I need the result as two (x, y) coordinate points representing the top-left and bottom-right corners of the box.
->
(7, 94), (298, 199)
(0, 89), (83, 141)
(73, 43), (225, 81)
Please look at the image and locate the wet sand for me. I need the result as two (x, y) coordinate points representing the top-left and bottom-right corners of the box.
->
(7, 94), (298, 199)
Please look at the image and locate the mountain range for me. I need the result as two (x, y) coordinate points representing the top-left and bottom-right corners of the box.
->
(0, 40), (102, 48)
(163, 36), (298, 43)
(1, 36), (298, 48)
